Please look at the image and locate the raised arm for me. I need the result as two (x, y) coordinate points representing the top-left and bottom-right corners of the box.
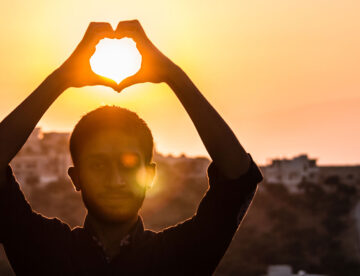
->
(116, 20), (250, 179)
(0, 22), (118, 184)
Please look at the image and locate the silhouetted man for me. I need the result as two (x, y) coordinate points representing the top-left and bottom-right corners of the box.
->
(0, 20), (263, 275)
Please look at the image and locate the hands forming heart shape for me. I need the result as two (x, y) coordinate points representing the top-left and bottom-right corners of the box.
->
(58, 20), (177, 93)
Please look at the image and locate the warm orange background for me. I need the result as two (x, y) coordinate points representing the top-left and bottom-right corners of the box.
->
(0, 0), (359, 165)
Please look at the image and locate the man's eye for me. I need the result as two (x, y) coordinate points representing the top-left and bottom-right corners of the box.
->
(91, 162), (106, 170)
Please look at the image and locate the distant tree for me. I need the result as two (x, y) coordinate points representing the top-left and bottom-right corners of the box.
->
(216, 178), (360, 276)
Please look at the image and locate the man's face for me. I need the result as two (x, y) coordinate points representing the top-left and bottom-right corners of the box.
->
(68, 129), (155, 223)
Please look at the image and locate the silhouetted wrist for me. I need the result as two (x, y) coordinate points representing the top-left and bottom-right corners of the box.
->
(165, 64), (186, 87)
(48, 68), (71, 92)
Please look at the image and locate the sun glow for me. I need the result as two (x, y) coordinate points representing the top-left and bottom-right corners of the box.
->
(90, 38), (142, 84)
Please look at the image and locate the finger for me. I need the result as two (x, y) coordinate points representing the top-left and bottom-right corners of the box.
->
(82, 22), (115, 46)
(76, 22), (115, 58)
(116, 73), (142, 93)
(116, 20), (142, 33)
(115, 20), (147, 43)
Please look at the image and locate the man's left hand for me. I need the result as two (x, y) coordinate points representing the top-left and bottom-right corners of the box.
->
(115, 20), (179, 92)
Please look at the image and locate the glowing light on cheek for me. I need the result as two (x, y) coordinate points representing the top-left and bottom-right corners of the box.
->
(136, 170), (148, 188)
(90, 38), (142, 84)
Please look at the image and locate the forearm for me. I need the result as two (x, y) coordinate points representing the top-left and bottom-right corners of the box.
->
(166, 66), (250, 179)
(0, 70), (67, 169)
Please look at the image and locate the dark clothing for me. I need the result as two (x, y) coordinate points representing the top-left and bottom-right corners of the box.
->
(0, 155), (263, 275)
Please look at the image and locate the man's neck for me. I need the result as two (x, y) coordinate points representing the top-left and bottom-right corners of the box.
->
(85, 213), (138, 255)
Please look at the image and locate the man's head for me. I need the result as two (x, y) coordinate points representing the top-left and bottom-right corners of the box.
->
(67, 106), (156, 223)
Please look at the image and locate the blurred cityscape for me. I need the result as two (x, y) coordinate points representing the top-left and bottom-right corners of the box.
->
(1, 127), (360, 275)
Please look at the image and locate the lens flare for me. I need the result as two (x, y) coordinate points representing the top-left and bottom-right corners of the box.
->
(121, 153), (140, 169)
(90, 38), (142, 84)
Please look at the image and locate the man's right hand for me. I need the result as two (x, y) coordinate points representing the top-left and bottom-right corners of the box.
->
(55, 22), (118, 91)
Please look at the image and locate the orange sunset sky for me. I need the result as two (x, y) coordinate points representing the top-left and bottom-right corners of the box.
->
(0, 0), (359, 165)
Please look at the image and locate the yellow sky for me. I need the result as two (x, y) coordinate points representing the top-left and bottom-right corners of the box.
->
(1, 0), (359, 165)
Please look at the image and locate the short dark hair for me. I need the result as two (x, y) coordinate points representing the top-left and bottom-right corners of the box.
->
(69, 105), (154, 166)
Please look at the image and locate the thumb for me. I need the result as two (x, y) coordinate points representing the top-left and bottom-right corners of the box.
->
(91, 74), (118, 91)
(116, 73), (142, 93)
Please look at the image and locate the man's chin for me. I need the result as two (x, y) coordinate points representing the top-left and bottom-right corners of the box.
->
(82, 196), (143, 223)
(88, 206), (139, 224)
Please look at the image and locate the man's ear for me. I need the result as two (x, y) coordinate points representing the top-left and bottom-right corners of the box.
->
(145, 162), (156, 189)
(68, 166), (81, 192)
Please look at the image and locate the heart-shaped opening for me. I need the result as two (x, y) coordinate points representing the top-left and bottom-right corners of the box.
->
(90, 38), (142, 84)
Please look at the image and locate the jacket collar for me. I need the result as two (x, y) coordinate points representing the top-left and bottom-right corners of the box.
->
(83, 215), (145, 248)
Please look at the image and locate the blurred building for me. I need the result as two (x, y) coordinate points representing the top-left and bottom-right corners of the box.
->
(261, 155), (319, 192)
(261, 154), (360, 192)
(10, 127), (72, 189)
(154, 152), (210, 178)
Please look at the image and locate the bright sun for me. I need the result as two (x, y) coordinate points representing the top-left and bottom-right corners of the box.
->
(90, 38), (142, 84)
